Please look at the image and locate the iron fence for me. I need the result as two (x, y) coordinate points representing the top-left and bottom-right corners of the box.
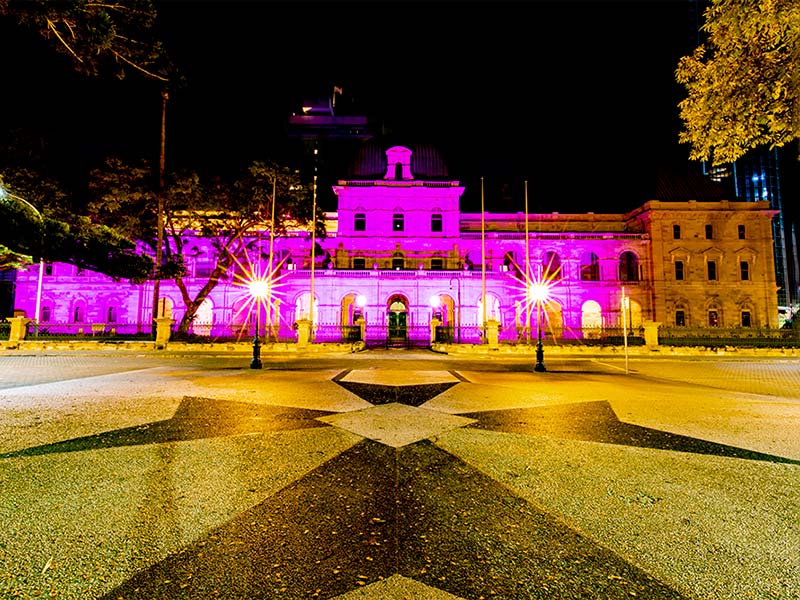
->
(4, 318), (799, 349)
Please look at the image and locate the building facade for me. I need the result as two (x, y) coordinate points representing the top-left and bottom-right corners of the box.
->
(11, 145), (780, 344)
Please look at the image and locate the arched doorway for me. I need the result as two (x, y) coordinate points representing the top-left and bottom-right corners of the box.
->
(582, 300), (603, 339)
(191, 298), (213, 336)
(387, 294), (408, 346)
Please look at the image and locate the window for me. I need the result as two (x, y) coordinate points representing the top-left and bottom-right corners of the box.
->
(44, 262), (53, 276)
(675, 310), (685, 327)
(73, 306), (84, 323)
(675, 260), (684, 281)
(705, 224), (713, 239)
(708, 310), (719, 327)
(707, 260), (717, 281)
(353, 257), (366, 269)
(543, 251), (561, 280)
(673, 224), (681, 239)
(354, 213), (366, 231)
(619, 251), (639, 281)
(41, 306), (51, 322)
(738, 224), (746, 239)
(431, 213), (443, 232)
(392, 213), (404, 231)
(431, 257), (443, 270)
(580, 252), (599, 281)
(107, 306), (117, 322)
(740, 261), (750, 280)
(741, 311), (751, 327)
(392, 254), (404, 270)
(195, 261), (214, 278)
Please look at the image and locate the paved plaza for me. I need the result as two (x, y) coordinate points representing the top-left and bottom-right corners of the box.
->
(0, 349), (798, 599)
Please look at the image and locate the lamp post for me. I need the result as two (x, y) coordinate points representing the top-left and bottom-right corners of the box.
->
(0, 185), (44, 336)
(529, 282), (548, 372)
(449, 276), (461, 343)
(249, 278), (269, 369)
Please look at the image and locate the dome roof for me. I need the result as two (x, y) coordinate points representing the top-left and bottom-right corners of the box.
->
(347, 137), (450, 180)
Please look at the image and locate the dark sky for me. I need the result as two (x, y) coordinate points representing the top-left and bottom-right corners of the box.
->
(155, 0), (697, 213)
(7, 0), (789, 216)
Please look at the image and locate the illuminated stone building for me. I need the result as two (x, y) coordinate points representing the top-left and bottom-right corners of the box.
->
(11, 144), (780, 344)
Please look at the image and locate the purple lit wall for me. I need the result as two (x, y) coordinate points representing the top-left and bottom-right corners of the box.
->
(11, 146), (780, 341)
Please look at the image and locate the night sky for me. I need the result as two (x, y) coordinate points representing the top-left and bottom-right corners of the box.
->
(3, 1), (797, 218)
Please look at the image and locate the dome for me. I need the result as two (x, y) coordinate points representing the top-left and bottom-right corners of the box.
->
(347, 136), (450, 180)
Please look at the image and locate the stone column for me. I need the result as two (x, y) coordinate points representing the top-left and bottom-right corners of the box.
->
(486, 319), (500, 349)
(643, 320), (661, 347)
(430, 317), (441, 345)
(296, 319), (312, 347)
(356, 317), (366, 342)
(154, 316), (173, 350)
(7, 317), (31, 343)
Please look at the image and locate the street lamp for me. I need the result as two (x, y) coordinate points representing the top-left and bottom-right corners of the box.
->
(0, 184), (44, 336)
(529, 282), (548, 372)
(249, 278), (269, 369)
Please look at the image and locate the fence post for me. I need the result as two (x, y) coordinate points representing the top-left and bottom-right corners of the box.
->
(643, 320), (661, 348)
(154, 316), (173, 350)
(7, 316), (31, 343)
(486, 319), (500, 349)
(356, 317), (366, 342)
(430, 317), (440, 346)
(296, 319), (312, 348)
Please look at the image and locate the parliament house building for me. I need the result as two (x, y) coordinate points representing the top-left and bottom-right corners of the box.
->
(11, 143), (781, 347)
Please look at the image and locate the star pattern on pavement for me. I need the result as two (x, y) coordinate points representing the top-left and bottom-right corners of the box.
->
(6, 368), (797, 599)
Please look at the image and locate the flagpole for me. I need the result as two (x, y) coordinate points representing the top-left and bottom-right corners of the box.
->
(524, 180), (530, 343)
(310, 170), (317, 328)
(481, 177), (487, 340)
(266, 172), (276, 340)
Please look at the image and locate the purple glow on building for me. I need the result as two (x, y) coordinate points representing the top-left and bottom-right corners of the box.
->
(11, 145), (780, 343)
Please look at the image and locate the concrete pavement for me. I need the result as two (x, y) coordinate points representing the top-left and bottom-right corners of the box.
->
(0, 349), (798, 599)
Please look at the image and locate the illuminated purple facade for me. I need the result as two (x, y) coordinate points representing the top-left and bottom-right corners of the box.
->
(11, 145), (780, 343)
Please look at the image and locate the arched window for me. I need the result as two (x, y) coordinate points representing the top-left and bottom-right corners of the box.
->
(543, 251), (561, 280)
(41, 306), (52, 323)
(107, 306), (117, 323)
(392, 252), (404, 270)
(580, 252), (599, 281)
(619, 251), (639, 281)
(581, 300), (603, 338)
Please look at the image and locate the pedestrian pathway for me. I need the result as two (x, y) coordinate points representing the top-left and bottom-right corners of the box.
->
(0, 353), (798, 599)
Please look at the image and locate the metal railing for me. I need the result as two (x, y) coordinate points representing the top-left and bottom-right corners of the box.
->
(4, 318), (799, 349)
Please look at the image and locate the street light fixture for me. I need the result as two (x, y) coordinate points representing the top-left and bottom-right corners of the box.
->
(248, 277), (269, 369)
(0, 184), (44, 336)
(529, 282), (548, 372)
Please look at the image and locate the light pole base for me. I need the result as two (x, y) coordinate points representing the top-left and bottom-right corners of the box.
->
(251, 336), (262, 369)
(534, 342), (546, 372)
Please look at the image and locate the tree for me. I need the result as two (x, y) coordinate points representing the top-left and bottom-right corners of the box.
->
(0, 0), (170, 81)
(0, 179), (154, 281)
(88, 158), (318, 335)
(0, 0), (176, 281)
(675, 0), (800, 166)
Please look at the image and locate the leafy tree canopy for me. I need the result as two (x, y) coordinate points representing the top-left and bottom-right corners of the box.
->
(0, 0), (172, 81)
(676, 0), (800, 165)
(87, 157), (318, 334)
(0, 180), (153, 281)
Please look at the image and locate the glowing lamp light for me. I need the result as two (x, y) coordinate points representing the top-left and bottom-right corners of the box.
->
(356, 294), (367, 308)
(528, 281), (549, 373)
(429, 295), (441, 309)
(528, 283), (549, 304)
(249, 278), (269, 298)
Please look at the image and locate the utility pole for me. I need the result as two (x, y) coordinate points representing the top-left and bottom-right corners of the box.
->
(151, 88), (168, 336)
